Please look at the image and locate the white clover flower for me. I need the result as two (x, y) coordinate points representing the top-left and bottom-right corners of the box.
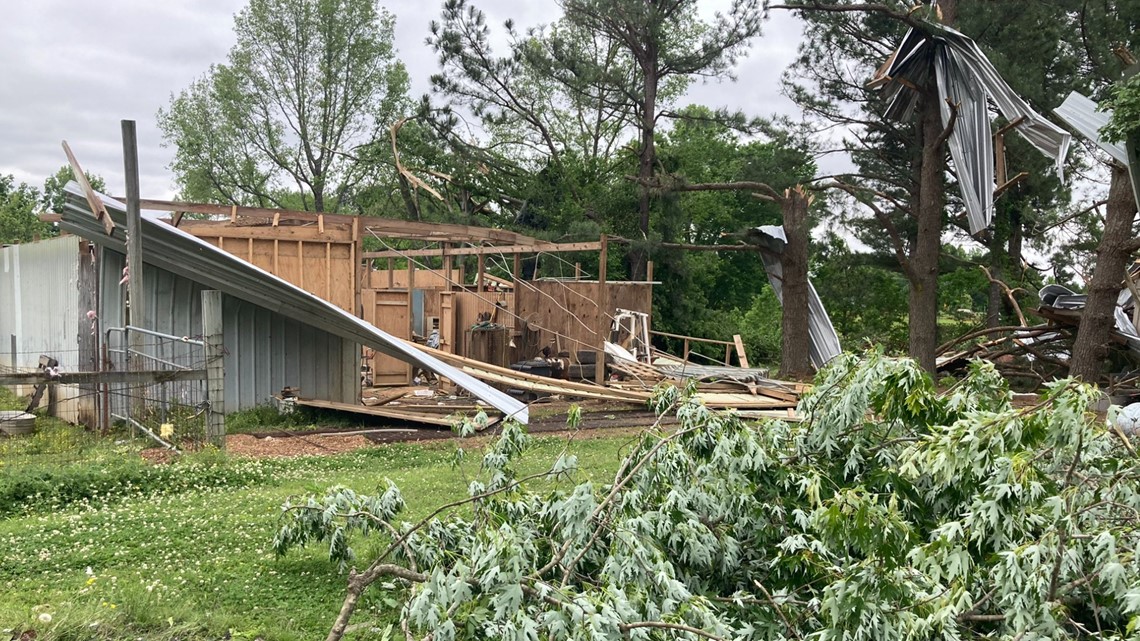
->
(37, 613), (52, 624)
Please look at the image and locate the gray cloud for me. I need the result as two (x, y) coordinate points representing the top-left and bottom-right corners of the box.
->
(0, 0), (804, 202)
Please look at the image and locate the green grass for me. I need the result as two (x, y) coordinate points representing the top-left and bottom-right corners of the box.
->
(0, 430), (634, 641)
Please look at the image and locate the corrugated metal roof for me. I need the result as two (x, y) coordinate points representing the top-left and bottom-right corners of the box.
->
(749, 225), (843, 369)
(1054, 91), (1128, 165)
(880, 22), (1072, 235)
(60, 184), (529, 423)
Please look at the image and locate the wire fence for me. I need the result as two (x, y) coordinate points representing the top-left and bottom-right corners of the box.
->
(0, 326), (215, 474)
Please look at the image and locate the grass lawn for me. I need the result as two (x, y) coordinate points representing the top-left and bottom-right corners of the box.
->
(0, 428), (636, 641)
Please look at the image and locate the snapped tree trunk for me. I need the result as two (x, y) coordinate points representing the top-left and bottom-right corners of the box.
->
(908, 85), (946, 374)
(1069, 164), (1138, 381)
(779, 186), (813, 379)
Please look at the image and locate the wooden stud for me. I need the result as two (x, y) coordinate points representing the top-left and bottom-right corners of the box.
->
(595, 234), (608, 384)
(230, 204), (237, 224)
(575, 262), (582, 279)
(297, 241), (305, 289)
(407, 258), (416, 339)
(325, 243), (332, 299)
(272, 212), (280, 227)
(318, 214), (325, 234)
(247, 237), (253, 262)
(477, 254), (486, 291)
(352, 216), (360, 317)
(994, 132), (1008, 187)
(387, 258), (394, 288)
(444, 243), (453, 289)
(646, 260), (654, 283)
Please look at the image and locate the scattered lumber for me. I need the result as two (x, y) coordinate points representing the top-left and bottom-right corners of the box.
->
(293, 397), (494, 427)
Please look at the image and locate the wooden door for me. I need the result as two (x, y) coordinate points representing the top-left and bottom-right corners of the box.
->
(362, 289), (411, 385)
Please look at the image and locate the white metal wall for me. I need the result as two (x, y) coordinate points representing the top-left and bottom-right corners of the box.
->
(0, 237), (87, 422)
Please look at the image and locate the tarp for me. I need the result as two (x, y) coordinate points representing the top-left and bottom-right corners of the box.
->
(59, 184), (529, 423)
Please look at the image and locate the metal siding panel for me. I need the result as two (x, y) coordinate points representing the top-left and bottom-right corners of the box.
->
(0, 238), (82, 420)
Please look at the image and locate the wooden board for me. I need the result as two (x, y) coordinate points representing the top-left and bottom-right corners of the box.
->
(368, 268), (451, 289)
(515, 280), (653, 360)
(294, 397), (497, 427)
(183, 223), (357, 313)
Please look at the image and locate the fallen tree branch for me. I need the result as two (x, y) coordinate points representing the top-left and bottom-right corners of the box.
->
(980, 265), (1029, 327)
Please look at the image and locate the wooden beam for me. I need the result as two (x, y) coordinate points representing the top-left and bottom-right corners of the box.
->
(993, 115), (1027, 138)
(476, 254), (486, 291)
(0, 369), (206, 386)
(176, 223), (351, 242)
(994, 171), (1029, 199)
(363, 240), (604, 259)
(202, 290), (226, 448)
(121, 121), (146, 374)
(407, 258), (415, 339)
(62, 140), (115, 236)
(137, 198), (537, 244)
(733, 334), (750, 369)
(444, 243), (453, 288)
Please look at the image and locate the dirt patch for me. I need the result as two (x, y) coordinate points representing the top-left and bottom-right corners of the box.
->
(138, 402), (667, 462)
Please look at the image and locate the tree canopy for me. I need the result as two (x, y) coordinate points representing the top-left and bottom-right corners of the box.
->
(279, 352), (1140, 641)
(157, 0), (410, 212)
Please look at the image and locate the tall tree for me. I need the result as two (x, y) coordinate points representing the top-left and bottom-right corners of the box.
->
(41, 165), (106, 214)
(548, 0), (767, 278)
(158, 0), (410, 212)
(782, 0), (1080, 373)
(424, 1), (633, 228)
(0, 175), (44, 245)
(1064, 0), (1140, 380)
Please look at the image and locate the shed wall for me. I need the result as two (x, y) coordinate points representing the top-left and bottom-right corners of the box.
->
(0, 237), (90, 423)
(101, 250), (358, 411)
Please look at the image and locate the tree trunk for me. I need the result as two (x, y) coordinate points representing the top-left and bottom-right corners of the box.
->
(631, 58), (659, 281)
(779, 186), (813, 379)
(985, 203), (1010, 328)
(986, 265), (1004, 328)
(908, 85), (946, 374)
(1069, 164), (1138, 381)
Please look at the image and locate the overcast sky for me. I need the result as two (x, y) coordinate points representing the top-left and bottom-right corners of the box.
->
(0, 0), (805, 201)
